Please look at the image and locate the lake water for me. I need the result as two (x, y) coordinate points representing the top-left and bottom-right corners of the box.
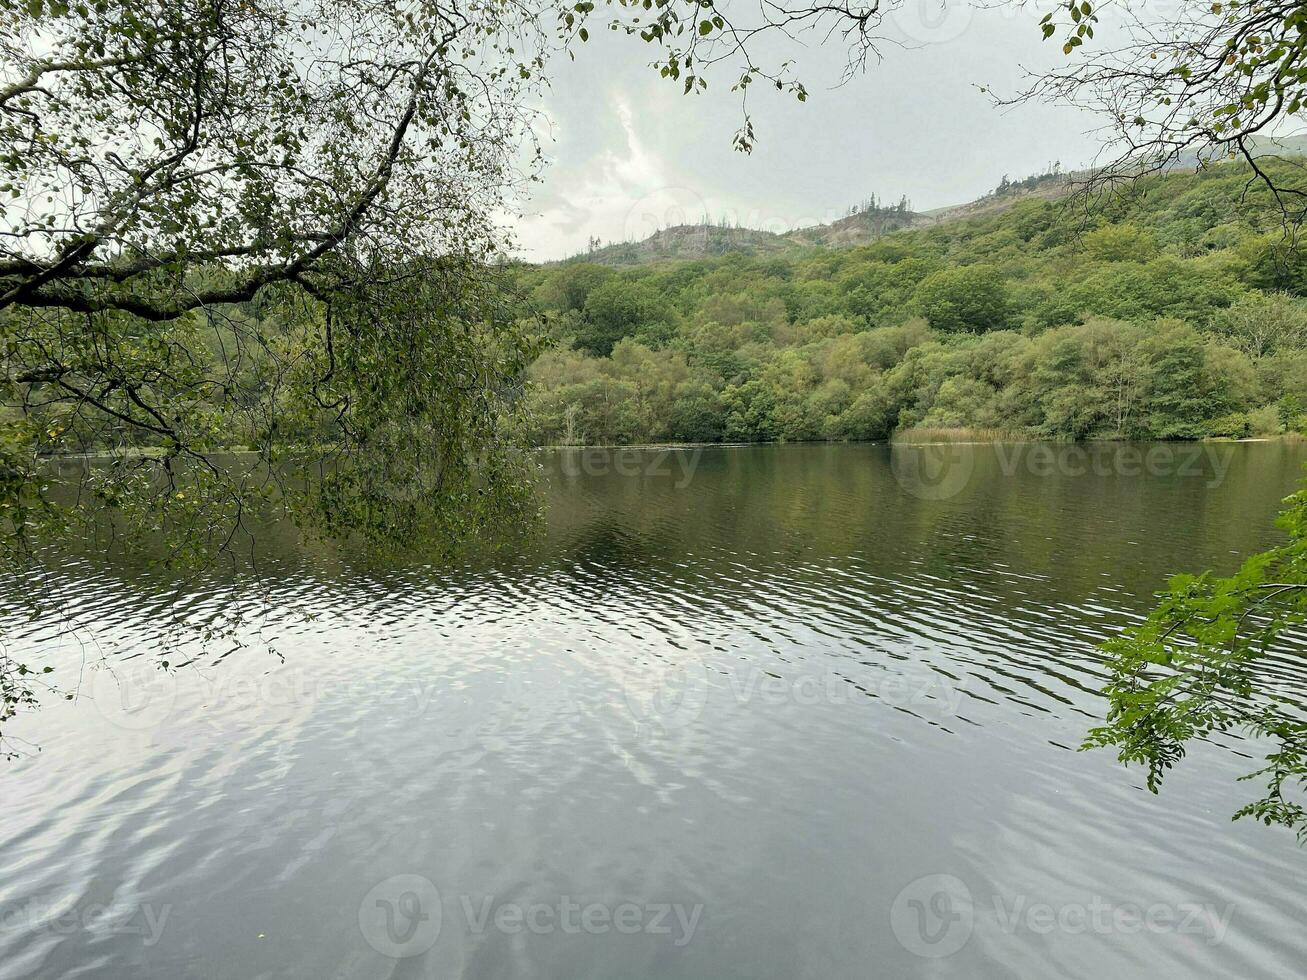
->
(2, 442), (1305, 978)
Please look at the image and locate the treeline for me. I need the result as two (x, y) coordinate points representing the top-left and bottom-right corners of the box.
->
(513, 160), (1307, 445)
(993, 164), (1064, 198)
(846, 193), (911, 216)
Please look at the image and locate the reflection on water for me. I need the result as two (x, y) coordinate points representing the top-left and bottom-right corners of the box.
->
(1, 442), (1305, 979)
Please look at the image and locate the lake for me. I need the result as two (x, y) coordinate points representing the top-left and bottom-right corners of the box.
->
(2, 442), (1305, 978)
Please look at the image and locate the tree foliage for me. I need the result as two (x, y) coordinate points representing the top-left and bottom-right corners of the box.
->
(912, 265), (1010, 333)
(1085, 488), (1307, 842)
(0, 0), (556, 560)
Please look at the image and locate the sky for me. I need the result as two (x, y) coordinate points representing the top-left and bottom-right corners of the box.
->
(512, 1), (1110, 261)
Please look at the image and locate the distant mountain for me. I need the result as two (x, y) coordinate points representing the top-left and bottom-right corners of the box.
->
(569, 207), (940, 266)
(566, 181), (1073, 267)
(563, 135), (1307, 267)
(1172, 132), (1307, 169)
(568, 193), (1064, 266)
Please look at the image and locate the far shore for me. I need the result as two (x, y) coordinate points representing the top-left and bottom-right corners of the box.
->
(39, 431), (1305, 462)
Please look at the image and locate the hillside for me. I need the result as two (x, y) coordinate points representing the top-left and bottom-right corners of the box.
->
(576, 205), (945, 266)
(564, 136), (1307, 267)
(568, 172), (1075, 266)
(516, 156), (1307, 446)
(578, 223), (791, 265)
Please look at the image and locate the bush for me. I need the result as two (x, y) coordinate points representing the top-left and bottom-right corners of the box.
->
(1204, 412), (1253, 438)
(1205, 406), (1284, 438)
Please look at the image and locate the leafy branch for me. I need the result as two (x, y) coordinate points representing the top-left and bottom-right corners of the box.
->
(1085, 485), (1307, 842)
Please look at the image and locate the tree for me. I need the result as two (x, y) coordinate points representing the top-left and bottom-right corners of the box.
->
(1212, 292), (1307, 359)
(0, 0), (567, 740)
(0, 0), (543, 317)
(536, 264), (616, 314)
(1081, 224), (1159, 263)
(0, 0), (560, 559)
(912, 265), (1010, 333)
(1019, 0), (1307, 229)
(575, 279), (675, 356)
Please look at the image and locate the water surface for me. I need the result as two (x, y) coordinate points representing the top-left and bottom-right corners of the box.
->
(2, 442), (1305, 978)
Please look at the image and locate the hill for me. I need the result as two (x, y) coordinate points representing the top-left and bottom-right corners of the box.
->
(515, 156), (1307, 447)
(563, 136), (1307, 267)
(566, 171), (1076, 266)
(578, 223), (791, 265)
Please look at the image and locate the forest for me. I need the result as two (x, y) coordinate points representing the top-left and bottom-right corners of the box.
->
(516, 159), (1307, 447)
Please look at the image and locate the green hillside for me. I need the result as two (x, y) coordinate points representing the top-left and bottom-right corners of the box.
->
(514, 157), (1307, 445)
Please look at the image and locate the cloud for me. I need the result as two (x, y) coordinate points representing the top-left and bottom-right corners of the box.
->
(515, 91), (672, 260)
(604, 95), (666, 191)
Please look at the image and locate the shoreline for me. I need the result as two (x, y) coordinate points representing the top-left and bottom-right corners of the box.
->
(39, 432), (1305, 462)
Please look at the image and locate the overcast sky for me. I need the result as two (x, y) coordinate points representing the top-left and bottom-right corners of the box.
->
(512, 1), (1109, 261)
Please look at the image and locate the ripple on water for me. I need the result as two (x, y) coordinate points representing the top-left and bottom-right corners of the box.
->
(1, 443), (1305, 979)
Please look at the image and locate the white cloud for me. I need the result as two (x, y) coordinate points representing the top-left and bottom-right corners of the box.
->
(515, 91), (675, 260)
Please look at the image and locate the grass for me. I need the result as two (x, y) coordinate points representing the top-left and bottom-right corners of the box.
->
(891, 426), (1030, 445)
